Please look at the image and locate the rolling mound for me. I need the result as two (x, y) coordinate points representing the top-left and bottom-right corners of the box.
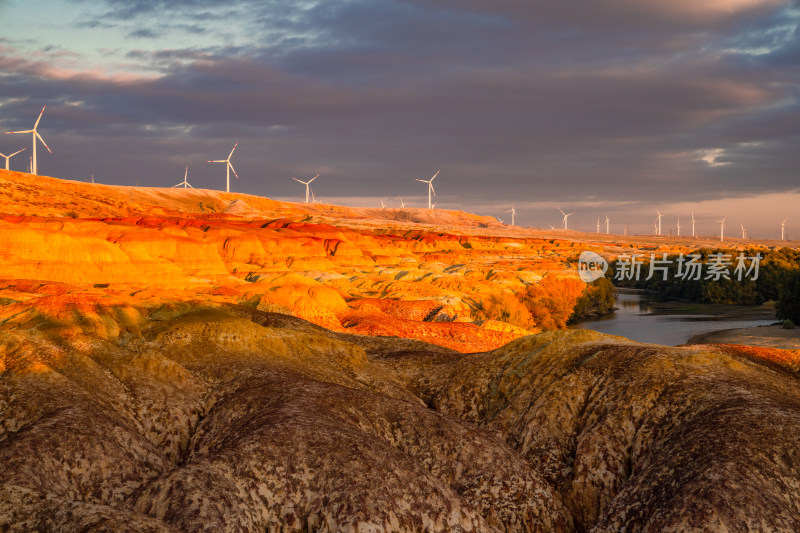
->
(2, 305), (800, 531)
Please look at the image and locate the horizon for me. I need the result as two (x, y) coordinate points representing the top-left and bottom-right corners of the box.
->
(0, 0), (798, 237)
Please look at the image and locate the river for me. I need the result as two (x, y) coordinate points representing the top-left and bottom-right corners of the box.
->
(570, 289), (777, 346)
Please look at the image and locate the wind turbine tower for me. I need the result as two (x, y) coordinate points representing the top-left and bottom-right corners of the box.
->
(415, 170), (439, 209)
(0, 148), (25, 170)
(292, 174), (320, 203)
(676, 216), (681, 237)
(171, 166), (193, 189)
(507, 204), (517, 226)
(718, 217), (727, 242)
(5, 106), (51, 175)
(596, 217), (601, 233)
(740, 223), (747, 240)
(559, 208), (573, 230)
(207, 142), (239, 192)
(782, 218), (789, 241)
(605, 214), (611, 234)
(656, 210), (663, 235)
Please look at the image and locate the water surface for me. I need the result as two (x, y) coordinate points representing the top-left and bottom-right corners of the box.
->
(570, 289), (776, 346)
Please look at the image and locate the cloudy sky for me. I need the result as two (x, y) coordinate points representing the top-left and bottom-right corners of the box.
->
(0, 0), (798, 236)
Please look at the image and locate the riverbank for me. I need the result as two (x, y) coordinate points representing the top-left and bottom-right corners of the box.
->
(687, 324), (800, 349)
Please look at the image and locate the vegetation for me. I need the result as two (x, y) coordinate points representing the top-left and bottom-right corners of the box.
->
(477, 275), (616, 331)
(610, 248), (800, 306)
(782, 319), (796, 330)
(571, 277), (616, 320)
(777, 270), (800, 324)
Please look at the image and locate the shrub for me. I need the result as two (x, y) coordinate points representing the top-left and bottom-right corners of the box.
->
(478, 275), (588, 331)
(519, 274), (585, 330)
(571, 277), (616, 321)
(782, 319), (795, 330)
(481, 291), (535, 329)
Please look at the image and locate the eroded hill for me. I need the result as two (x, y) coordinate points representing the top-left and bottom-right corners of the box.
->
(2, 304), (800, 531)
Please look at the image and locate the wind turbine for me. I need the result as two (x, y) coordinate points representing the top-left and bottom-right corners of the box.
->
(415, 170), (439, 209)
(171, 166), (193, 188)
(655, 210), (663, 235)
(5, 106), (51, 175)
(718, 217), (727, 242)
(380, 199), (386, 209)
(740, 223), (747, 239)
(676, 216), (681, 237)
(596, 217), (601, 233)
(292, 174), (319, 203)
(399, 197), (405, 208)
(506, 204), (517, 226)
(605, 214), (611, 234)
(207, 142), (239, 192)
(0, 148), (25, 170)
(691, 211), (696, 238)
(782, 218), (789, 241)
(559, 208), (573, 230)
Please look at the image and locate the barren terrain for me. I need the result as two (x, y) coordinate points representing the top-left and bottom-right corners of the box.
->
(1, 170), (800, 531)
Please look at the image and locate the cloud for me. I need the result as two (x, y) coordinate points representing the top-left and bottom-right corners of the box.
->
(0, 0), (796, 237)
(698, 148), (732, 167)
(127, 28), (162, 39)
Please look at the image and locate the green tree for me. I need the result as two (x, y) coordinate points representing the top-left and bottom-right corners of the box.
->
(777, 271), (800, 324)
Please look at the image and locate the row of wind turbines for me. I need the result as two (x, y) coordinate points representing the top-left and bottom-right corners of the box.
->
(2, 107), (794, 239)
(3, 106), (445, 208)
(543, 207), (791, 242)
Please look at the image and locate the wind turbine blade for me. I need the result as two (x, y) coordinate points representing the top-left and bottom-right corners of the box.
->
(228, 142), (238, 159)
(309, 174), (320, 183)
(6, 130), (33, 134)
(430, 184), (436, 197)
(415, 179), (426, 183)
(36, 132), (52, 153)
(292, 178), (305, 184)
(185, 166), (188, 179)
(208, 159), (226, 163)
(228, 162), (239, 179)
(430, 170), (440, 181)
(33, 106), (46, 129)
(10, 148), (26, 157)
(559, 208), (566, 216)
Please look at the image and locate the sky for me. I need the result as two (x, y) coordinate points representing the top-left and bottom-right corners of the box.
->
(0, 0), (798, 237)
